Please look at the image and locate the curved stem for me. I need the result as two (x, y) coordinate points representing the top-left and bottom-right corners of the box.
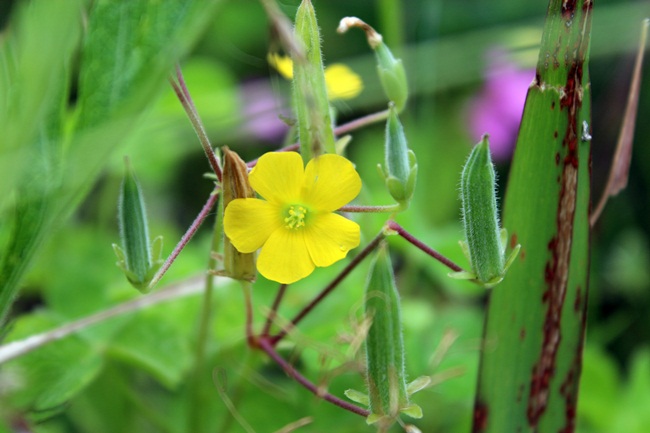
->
(258, 337), (369, 417)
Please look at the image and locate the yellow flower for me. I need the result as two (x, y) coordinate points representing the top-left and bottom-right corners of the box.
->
(267, 53), (363, 100)
(224, 152), (362, 284)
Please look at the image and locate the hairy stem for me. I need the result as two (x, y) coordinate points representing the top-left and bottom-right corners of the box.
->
(148, 189), (220, 289)
(170, 65), (222, 181)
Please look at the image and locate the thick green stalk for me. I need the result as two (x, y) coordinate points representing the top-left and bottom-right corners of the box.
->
(473, 1), (592, 432)
(292, 0), (335, 160)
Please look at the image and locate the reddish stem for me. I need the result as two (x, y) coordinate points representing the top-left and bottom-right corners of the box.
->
(257, 337), (369, 417)
(270, 231), (384, 345)
(246, 109), (389, 168)
(262, 284), (288, 337)
(148, 190), (220, 289)
(169, 66), (222, 181)
(387, 220), (464, 272)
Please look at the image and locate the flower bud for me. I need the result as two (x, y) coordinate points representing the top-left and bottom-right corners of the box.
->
(221, 147), (256, 281)
(382, 103), (417, 204)
(338, 17), (408, 110)
(293, 0), (336, 160)
(113, 156), (162, 292)
(363, 242), (421, 426)
(460, 135), (504, 284)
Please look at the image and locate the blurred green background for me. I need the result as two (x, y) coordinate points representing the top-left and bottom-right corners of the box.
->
(1, 0), (649, 432)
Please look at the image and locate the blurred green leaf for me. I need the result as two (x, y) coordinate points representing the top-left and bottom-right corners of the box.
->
(3, 312), (103, 414)
(107, 309), (192, 389)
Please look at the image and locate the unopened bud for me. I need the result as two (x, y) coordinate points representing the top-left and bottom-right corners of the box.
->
(113, 157), (162, 292)
(381, 103), (417, 204)
(338, 17), (408, 110)
(221, 147), (256, 281)
(293, 0), (336, 160)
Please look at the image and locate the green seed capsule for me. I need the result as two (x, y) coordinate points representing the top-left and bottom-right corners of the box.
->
(364, 242), (409, 425)
(383, 104), (417, 204)
(460, 135), (504, 284)
(114, 156), (161, 292)
(375, 42), (408, 111)
(293, 0), (335, 160)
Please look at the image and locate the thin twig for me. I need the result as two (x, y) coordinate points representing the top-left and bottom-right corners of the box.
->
(170, 65), (222, 181)
(148, 189), (220, 289)
(339, 204), (402, 213)
(0, 275), (206, 364)
(387, 221), (463, 272)
(246, 109), (390, 168)
(334, 109), (390, 136)
(257, 337), (369, 417)
(262, 284), (288, 337)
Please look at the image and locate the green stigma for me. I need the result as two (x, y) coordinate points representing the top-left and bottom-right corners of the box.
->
(284, 205), (307, 229)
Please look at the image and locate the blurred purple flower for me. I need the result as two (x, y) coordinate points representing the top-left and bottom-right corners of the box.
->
(239, 79), (290, 142)
(467, 50), (534, 161)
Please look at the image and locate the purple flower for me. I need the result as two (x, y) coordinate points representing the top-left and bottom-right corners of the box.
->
(239, 79), (290, 142)
(467, 50), (534, 161)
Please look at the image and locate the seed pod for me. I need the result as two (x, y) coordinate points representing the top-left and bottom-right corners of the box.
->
(293, 0), (336, 160)
(364, 242), (409, 425)
(383, 103), (417, 204)
(222, 147), (256, 281)
(114, 156), (161, 292)
(460, 134), (504, 283)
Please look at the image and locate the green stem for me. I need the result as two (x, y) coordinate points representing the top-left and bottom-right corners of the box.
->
(339, 203), (403, 213)
(187, 207), (222, 433)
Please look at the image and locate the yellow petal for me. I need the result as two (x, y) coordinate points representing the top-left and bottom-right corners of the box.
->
(305, 213), (360, 267)
(250, 152), (304, 205)
(257, 228), (315, 284)
(224, 198), (281, 253)
(325, 63), (363, 100)
(267, 53), (294, 80)
(302, 154), (361, 211)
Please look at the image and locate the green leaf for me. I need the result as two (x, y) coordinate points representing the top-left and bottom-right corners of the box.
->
(106, 309), (192, 389)
(0, 0), (82, 325)
(3, 312), (103, 413)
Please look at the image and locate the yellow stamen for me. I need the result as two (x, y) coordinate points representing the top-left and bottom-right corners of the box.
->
(284, 206), (307, 229)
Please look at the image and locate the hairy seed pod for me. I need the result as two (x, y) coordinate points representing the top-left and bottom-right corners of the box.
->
(114, 156), (161, 292)
(460, 134), (504, 283)
(364, 242), (409, 425)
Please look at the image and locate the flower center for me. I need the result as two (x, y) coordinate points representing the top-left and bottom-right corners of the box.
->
(284, 205), (307, 230)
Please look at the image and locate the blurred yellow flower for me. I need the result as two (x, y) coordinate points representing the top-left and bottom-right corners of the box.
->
(224, 152), (361, 284)
(268, 53), (363, 100)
